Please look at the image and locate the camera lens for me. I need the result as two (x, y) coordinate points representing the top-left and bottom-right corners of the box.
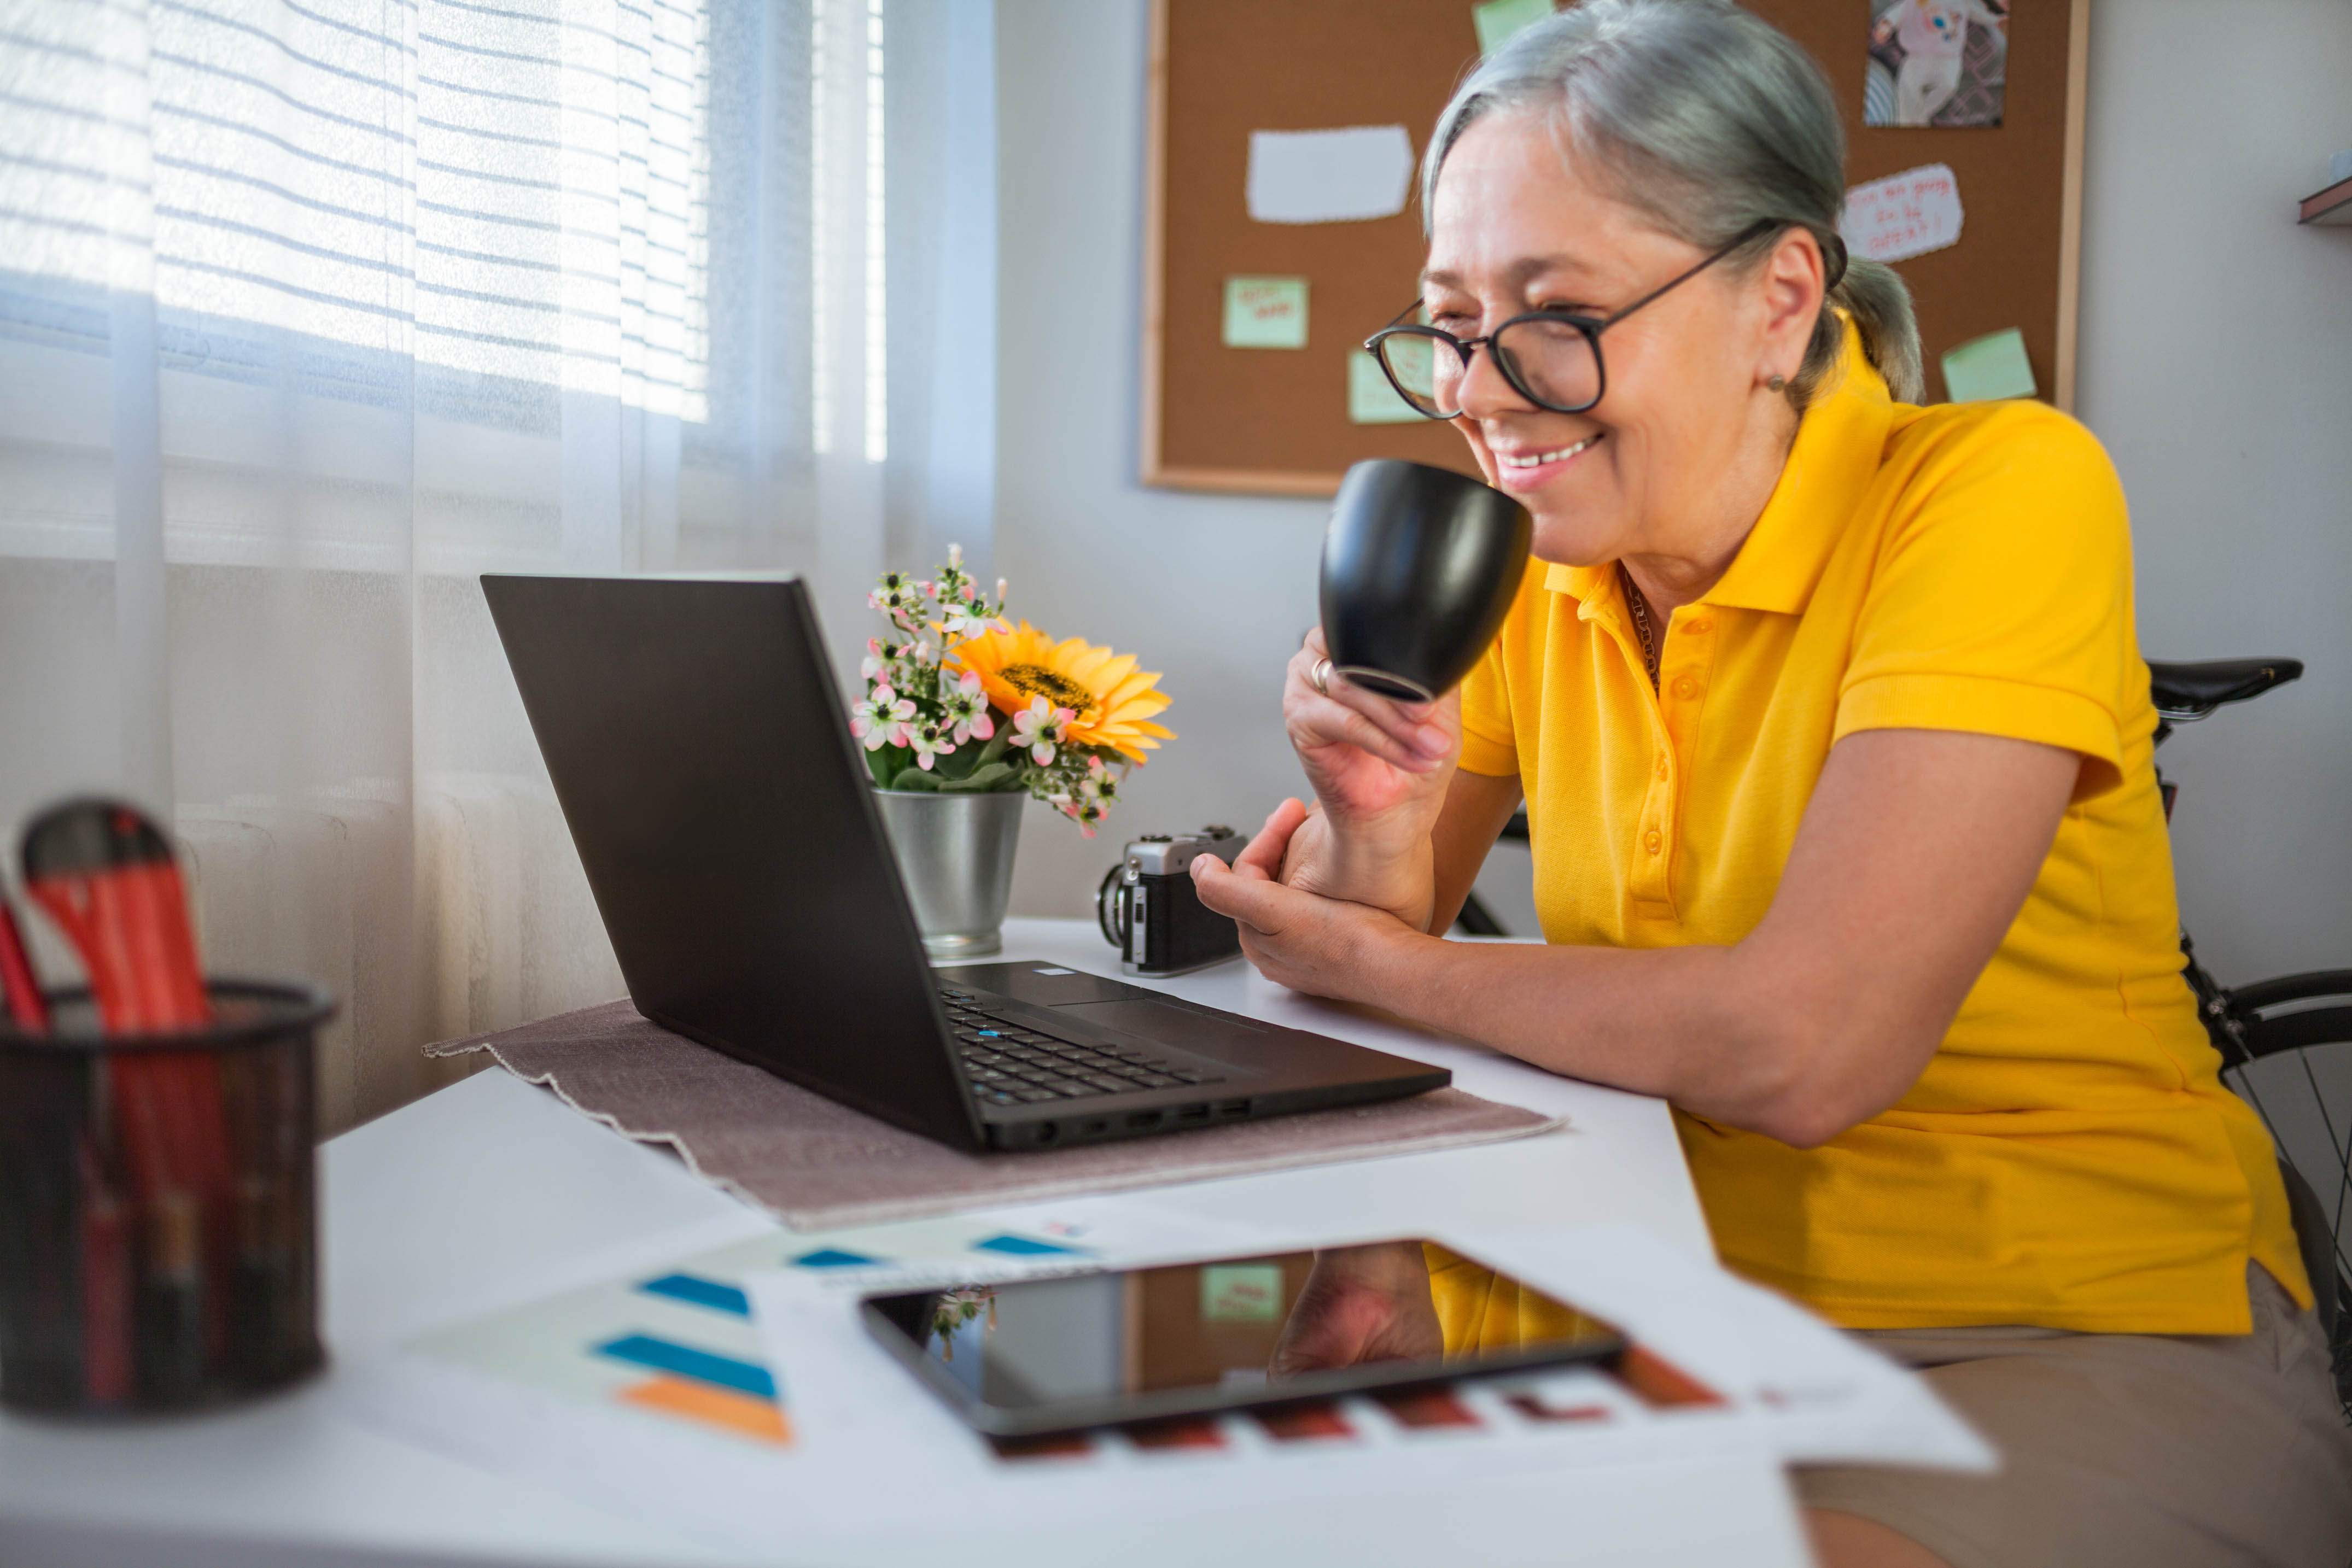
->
(1095, 862), (1130, 949)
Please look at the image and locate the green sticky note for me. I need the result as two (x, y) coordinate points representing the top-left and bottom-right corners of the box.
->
(1348, 347), (1425, 424)
(1941, 329), (2038, 403)
(1200, 1264), (1285, 1323)
(1222, 276), (1309, 349)
(1474, 0), (1554, 56)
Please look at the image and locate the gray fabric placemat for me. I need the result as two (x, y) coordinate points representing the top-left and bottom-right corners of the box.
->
(425, 999), (1562, 1230)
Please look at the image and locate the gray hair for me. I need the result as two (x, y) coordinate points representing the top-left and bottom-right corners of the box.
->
(1423, 0), (1922, 407)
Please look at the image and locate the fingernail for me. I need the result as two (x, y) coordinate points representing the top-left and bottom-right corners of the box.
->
(1416, 725), (1449, 756)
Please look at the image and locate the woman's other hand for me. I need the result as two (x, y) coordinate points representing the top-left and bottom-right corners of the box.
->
(1288, 628), (1458, 818)
(1281, 628), (1462, 921)
(1269, 1241), (1445, 1378)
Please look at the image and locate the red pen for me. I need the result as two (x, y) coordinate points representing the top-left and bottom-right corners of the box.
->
(22, 803), (210, 1033)
(22, 799), (232, 1385)
(0, 892), (48, 1032)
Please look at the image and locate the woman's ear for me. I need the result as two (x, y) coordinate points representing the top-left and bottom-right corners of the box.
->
(1755, 229), (1826, 383)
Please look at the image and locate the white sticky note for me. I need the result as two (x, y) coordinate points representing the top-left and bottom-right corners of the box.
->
(1839, 163), (1964, 264)
(1474, 0), (1554, 56)
(1222, 276), (1309, 348)
(1348, 348), (1425, 424)
(1246, 126), (1415, 225)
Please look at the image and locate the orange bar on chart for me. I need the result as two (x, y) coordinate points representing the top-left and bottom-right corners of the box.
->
(618, 1374), (793, 1444)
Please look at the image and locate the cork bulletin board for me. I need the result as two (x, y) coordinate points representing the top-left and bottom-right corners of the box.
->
(1141, 0), (2091, 498)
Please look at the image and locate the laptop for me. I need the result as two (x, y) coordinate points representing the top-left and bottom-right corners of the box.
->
(480, 574), (1450, 1151)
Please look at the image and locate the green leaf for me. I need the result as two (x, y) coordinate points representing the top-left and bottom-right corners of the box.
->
(937, 762), (1018, 793)
(889, 765), (943, 791)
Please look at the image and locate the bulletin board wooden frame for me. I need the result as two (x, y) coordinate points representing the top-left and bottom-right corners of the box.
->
(1141, 0), (2091, 499)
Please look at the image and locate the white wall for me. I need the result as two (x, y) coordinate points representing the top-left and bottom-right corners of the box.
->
(2075, 0), (2352, 986)
(996, 0), (2352, 985)
(994, 0), (1325, 926)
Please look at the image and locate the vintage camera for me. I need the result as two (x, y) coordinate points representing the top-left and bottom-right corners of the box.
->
(1095, 826), (1245, 976)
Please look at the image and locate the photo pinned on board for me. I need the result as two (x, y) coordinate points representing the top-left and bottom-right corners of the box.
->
(1865, 0), (2010, 128)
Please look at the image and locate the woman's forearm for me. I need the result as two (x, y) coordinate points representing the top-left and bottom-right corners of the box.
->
(1318, 732), (2075, 1148)
(1352, 927), (1822, 1135)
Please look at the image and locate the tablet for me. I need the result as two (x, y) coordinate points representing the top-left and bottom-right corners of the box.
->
(859, 1240), (1626, 1436)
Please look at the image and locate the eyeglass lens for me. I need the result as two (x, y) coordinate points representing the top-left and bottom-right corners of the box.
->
(1376, 316), (1601, 418)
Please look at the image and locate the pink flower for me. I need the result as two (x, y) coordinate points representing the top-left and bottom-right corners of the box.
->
(850, 685), (915, 751)
(938, 669), (994, 744)
(1008, 697), (1071, 766)
(908, 719), (956, 770)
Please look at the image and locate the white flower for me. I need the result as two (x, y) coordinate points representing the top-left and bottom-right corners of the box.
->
(1008, 697), (1071, 766)
(938, 669), (995, 744)
(907, 718), (957, 770)
(850, 686), (915, 751)
(938, 596), (996, 640)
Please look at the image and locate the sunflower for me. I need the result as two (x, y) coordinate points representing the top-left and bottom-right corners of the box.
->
(948, 621), (1173, 763)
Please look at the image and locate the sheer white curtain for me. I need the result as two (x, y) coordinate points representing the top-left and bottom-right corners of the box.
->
(0, 0), (996, 1132)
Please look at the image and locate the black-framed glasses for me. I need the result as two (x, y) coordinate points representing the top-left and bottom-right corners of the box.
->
(1363, 220), (1784, 420)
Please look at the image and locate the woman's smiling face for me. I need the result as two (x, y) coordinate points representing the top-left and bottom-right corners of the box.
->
(1423, 110), (1799, 569)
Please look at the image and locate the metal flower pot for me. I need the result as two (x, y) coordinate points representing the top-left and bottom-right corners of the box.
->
(873, 789), (1025, 957)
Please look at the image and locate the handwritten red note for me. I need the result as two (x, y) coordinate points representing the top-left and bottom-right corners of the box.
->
(1839, 163), (1965, 264)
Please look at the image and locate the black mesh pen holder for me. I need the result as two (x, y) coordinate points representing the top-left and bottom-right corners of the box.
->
(0, 980), (334, 1416)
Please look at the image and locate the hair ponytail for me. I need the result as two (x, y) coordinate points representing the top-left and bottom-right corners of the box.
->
(1820, 255), (1922, 403)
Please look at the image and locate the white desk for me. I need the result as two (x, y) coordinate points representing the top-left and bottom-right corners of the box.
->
(0, 919), (1812, 1567)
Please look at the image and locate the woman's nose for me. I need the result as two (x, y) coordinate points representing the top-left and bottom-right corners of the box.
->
(1451, 337), (1532, 420)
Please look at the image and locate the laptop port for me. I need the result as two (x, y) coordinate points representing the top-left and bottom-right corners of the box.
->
(1125, 1110), (1163, 1131)
(1176, 1104), (1210, 1124)
(1083, 1119), (1108, 1136)
(1033, 1121), (1059, 1145)
(1216, 1099), (1250, 1117)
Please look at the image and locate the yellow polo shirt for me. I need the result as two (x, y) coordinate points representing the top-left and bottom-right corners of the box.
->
(1454, 334), (2307, 1333)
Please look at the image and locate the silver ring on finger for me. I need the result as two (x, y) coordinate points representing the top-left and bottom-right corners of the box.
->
(1310, 657), (1333, 696)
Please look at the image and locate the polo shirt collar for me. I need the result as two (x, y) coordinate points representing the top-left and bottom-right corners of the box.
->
(1544, 323), (1895, 617)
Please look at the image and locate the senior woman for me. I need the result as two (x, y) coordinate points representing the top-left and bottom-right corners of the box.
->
(1189, 4), (2352, 1566)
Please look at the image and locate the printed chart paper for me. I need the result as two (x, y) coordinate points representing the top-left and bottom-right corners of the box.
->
(1246, 126), (1414, 225)
(750, 1221), (1994, 1534)
(1840, 163), (1965, 264)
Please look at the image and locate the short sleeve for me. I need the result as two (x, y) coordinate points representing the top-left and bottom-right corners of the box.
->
(1457, 560), (1546, 779)
(1457, 632), (1518, 777)
(1833, 406), (2137, 801)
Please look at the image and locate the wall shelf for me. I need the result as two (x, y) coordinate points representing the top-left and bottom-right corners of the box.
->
(2298, 174), (2352, 225)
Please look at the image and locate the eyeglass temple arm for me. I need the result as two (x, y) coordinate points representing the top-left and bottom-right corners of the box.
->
(1596, 219), (1790, 329)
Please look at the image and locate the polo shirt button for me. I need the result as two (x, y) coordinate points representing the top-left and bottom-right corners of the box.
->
(1643, 829), (1662, 854)
(1655, 754), (1669, 780)
(1672, 676), (1700, 700)
(1685, 619), (1711, 635)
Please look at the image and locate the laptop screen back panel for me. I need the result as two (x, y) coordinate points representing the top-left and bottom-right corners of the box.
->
(481, 575), (984, 1149)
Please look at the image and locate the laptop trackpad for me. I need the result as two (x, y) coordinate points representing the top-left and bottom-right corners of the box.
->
(1054, 999), (1269, 1068)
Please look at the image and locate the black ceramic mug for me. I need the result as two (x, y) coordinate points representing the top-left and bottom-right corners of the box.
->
(1318, 459), (1533, 703)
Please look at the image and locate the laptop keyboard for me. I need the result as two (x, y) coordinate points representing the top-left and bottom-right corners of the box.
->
(938, 987), (1223, 1108)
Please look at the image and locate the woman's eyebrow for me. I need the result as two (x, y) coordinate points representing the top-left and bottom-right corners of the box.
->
(1420, 254), (1600, 292)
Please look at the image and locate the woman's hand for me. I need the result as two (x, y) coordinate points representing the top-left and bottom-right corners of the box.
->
(1280, 629), (1462, 920)
(1193, 805), (1427, 1002)
(1287, 628), (1458, 822)
(1269, 1241), (1444, 1378)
